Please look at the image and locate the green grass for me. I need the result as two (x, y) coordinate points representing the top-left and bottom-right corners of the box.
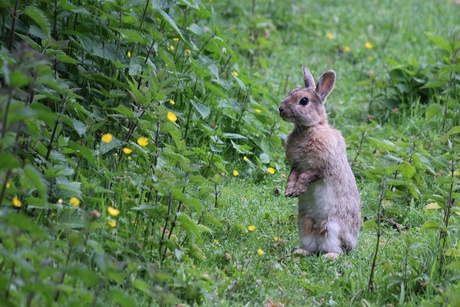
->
(1, 0), (459, 305)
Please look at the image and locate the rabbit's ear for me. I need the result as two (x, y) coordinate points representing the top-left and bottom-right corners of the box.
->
(302, 66), (316, 90)
(316, 70), (336, 102)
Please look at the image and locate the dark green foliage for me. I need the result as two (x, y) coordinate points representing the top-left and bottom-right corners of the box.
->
(1, 0), (460, 305)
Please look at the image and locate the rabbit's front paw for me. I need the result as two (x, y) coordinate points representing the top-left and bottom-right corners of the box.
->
(285, 183), (307, 197)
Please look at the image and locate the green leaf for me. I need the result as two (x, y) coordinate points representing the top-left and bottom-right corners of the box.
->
(425, 104), (442, 121)
(24, 164), (47, 200)
(368, 138), (397, 152)
(157, 8), (186, 44)
(0, 152), (21, 170)
(399, 162), (416, 179)
(425, 33), (452, 53)
(24, 6), (51, 37)
(420, 220), (440, 230)
(191, 100), (210, 119)
(447, 126), (460, 136)
(222, 133), (247, 140)
(177, 213), (201, 243)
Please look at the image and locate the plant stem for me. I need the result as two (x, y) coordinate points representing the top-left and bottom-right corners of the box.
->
(368, 176), (386, 293)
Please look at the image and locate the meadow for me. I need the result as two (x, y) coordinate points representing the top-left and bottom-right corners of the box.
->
(0, 0), (459, 306)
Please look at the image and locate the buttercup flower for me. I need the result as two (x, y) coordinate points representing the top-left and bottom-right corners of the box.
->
(232, 71), (238, 77)
(248, 225), (256, 232)
(70, 197), (80, 207)
(185, 49), (191, 55)
(214, 239), (219, 245)
(12, 196), (22, 208)
(169, 100), (175, 105)
(137, 137), (149, 147)
(257, 249), (264, 255)
(267, 167), (275, 174)
(169, 45), (175, 51)
(173, 38), (179, 42)
(326, 33), (333, 39)
(108, 206), (120, 217)
(122, 148), (132, 155)
(101, 133), (113, 143)
(108, 220), (117, 228)
(127, 51), (132, 58)
(365, 42), (374, 49)
(243, 156), (249, 161)
(255, 109), (262, 113)
(344, 46), (351, 52)
(233, 170), (239, 177)
(6, 182), (10, 189)
(57, 198), (63, 204)
(167, 111), (177, 122)
(274, 236), (279, 242)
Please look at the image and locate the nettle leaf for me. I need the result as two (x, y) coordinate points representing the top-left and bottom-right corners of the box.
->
(24, 6), (51, 38)
(421, 220), (440, 231)
(0, 152), (21, 170)
(447, 126), (460, 136)
(425, 32), (452, 53)
(222, 133), (247, 140)
(190, 99), (210, 119)
(424, 202), (442, 210)
(24, 164), (47, 200)
(399, 162), (416, 179)
(177, 213), (201, 243)
(425, 103), (442, 121)
(368, 138), (397, 152)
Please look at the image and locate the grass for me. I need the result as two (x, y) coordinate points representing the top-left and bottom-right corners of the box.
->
(1, 0), (459, 305)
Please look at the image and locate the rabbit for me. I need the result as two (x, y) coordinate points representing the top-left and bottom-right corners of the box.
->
(279, 66), (361, 258)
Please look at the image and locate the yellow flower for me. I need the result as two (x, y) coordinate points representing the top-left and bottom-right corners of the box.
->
(255, 109), (262, 113)
(167, 111), (177, 122)
(326, 33), (333, 39)
(185, 49), (191, 55)
(248, 225), (256, 232)
(257, 249), (264, 255)
(70, 197), (80, 207)
(137, 137), (149, 147)
(6, 182), (10, 189)
(101, 133), (113, 143)
(243, 156), (249, 161)
(173, 38), (179, 42)
(365, 42), (374, 49)
(169, 99), (175, 105)
(232, 71), (238, 77)
(128, 156), (131, 160)
(107, 206), (120, 217)
(12, 196), (22, 208)
(274, 236), (279, 242)
(122, 147), (132, 155)
(170, 45), (175, 51)
(127, 51), (132, 58)
(267, 167), (275, 174)
(233, 170), (239, 177)
(214, 239), (219, 245)
(57, 198), (63, 204)
(108, 220), (117, 228)
(344, 46), (351, 52)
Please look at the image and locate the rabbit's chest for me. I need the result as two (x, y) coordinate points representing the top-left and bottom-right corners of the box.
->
(285, 136), (315, 169)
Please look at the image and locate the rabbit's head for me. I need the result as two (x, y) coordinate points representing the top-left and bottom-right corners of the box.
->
(279, 66), (336, 127)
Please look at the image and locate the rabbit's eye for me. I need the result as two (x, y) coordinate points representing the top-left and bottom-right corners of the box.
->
(299, 97), (309, 106)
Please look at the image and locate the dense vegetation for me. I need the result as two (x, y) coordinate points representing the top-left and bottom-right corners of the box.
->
(0, 0), (459, 305)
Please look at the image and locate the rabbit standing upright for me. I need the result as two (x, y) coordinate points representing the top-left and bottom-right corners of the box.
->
(279, 66), (361, 257)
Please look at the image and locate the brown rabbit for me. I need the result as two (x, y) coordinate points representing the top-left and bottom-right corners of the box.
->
(279, 66), (361, 257)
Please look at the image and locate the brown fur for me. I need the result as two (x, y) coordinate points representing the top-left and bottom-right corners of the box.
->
(279, 66), (361, 255)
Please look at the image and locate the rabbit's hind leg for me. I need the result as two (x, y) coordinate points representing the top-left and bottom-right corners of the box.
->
(298, 216), (318, 253)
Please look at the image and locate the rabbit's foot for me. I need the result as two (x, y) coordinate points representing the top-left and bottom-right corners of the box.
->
(285, 183), (306, 197)
(323, 252), (340, 259)
(293, 248), (309, 257)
